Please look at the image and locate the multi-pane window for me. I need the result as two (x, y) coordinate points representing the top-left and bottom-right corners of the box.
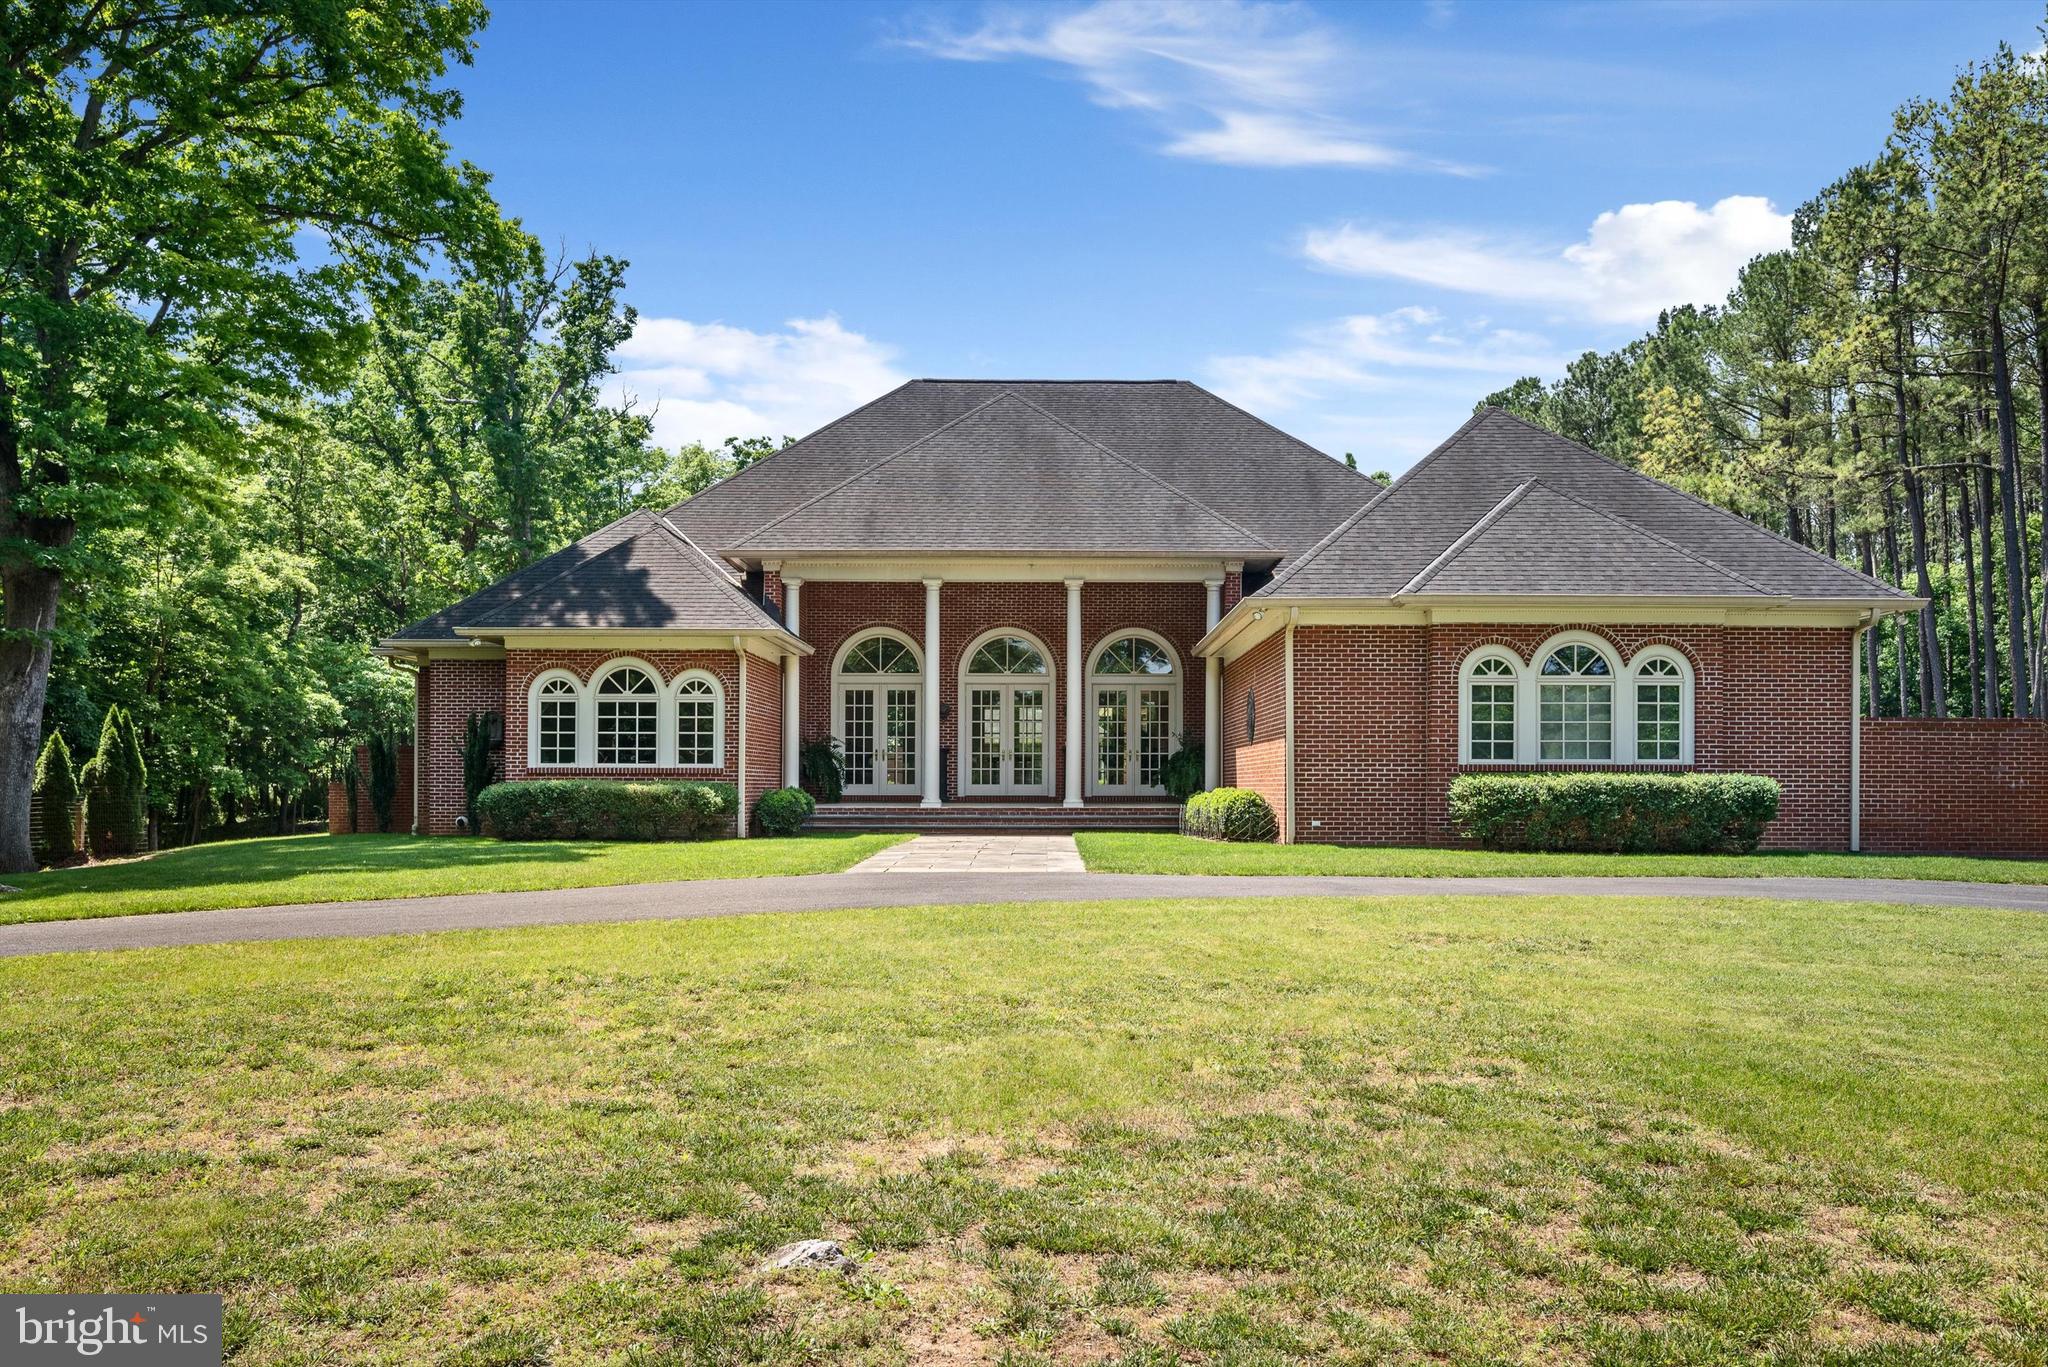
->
(1538, 644), (1612, 761)
(1093, 636), (1174, 675)
(967, 636), (1047, 675)
(1467, 657), (1516, 761)
(843, 636), (919, 674)
(1635, 657), (1683, 761)
(677, 676), (718, 766)
(537, 677), (578, 766)
(595, 666), (658, 766)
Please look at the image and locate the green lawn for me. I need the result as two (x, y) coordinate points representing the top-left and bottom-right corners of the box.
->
(0, 832), (907, 926)
(1079, 830), (2048, 883)
(3, 895), (2045, 1363)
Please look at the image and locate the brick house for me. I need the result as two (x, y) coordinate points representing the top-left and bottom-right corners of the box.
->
(378, 384), (1916, 847)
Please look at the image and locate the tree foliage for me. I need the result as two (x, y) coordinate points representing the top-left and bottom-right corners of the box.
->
(32, 728), (78, 863)
(80, 704), (145, 855)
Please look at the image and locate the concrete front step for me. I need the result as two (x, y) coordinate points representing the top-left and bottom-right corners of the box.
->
(806, 803), (1179, 834)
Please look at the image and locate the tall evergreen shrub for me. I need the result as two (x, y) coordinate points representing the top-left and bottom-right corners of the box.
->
(82, 707), (148, 855)
(367, 732), (400, 833)
(33, 731), (81, 863)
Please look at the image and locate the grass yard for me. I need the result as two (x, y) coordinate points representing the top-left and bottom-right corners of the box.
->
(1078, 831), (2048, 884)
(0, 832), (907, 926)
(3, 896), (2045, 1364)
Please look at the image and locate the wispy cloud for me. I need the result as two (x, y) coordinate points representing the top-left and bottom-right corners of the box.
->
(1302, 195), (1791, 324)
(612, 315), (907, 450)
(1207, 306), (1561, 415)
(898, 0), (1478, 174)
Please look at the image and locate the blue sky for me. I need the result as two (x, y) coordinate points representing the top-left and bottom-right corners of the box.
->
(447, 0), (2042, 473)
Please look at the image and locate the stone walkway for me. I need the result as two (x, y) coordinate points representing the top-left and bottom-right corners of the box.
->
(847, 835), (1085, 873)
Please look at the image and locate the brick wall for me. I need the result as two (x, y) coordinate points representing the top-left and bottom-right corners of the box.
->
(420, 658), (505, 835)
(1220, 630), (1287, 832)
(745, 651), (784, 823)
(1283, 621), (1854, 850)
(325, 744), (415, 835)
(797, 580), (1208, 798)
(1861, 719), (2048, 856)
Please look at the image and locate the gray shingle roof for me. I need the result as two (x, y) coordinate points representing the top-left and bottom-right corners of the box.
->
(730, 392), (1276, 557)
(666, 379), (1379, 555)
(1263, 408), (1911, 602)
(396, 511), (784, 639)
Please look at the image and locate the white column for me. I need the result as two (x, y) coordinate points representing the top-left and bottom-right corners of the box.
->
(781, 578), (802, 788)
(1064, 577), (1084, 808)
(735, 640), (749, 839)
(1203, 578), (1222, 792)
(922, 578), (943, 808)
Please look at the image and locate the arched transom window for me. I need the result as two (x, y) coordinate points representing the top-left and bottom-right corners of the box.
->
(1458, 639), (1690, 766)
(676, 675), (720, 767)
(595, 666), (660, 766)
(1093, 636), (1175, 676)
(842, 635), (919, 675)
(835, 632), (922, 794)
(1090, 634), (1178, 794)
(967, 635), (1047, 675)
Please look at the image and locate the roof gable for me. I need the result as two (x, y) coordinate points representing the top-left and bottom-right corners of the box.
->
(1401, 481), (1770, 598)
(1264, 408), (1909, 602)
(667, 379), (1378, 555)
(729, 391), (1276, 556)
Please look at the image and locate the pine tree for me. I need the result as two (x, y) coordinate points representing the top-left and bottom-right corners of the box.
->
(32, 732), (80, 864)
(81, 707), (148, 856)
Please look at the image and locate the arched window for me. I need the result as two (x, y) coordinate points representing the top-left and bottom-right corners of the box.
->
(594, 665), (659, 766)
(1466, 656), (1517, 761)
(959, 631), (1054, 795)
(674, 672), (723, 768)
(1089, 633), (1179, 794)
(534, 675), (580, 767)
(1537, 642), (1613, 761)
(1630, 650), (1693, 764)
(966, 635), (1048, 675)
(835, 631), (922, 794)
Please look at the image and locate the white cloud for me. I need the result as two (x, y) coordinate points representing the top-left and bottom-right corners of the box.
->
(611, 315), (907, 449)
(1207, 306), (1560, 414)
(1303, 195), (1791, 324)
(900, 0), (1471, 173)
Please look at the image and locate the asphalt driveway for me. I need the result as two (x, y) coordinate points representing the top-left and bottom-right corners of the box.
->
(5, 870), (2046, 957)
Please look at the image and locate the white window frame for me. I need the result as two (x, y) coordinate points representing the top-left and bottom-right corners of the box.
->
(832, 628), (925, 796)
(527, 668), (586, 769)
(1626, 646), (1694, 765)
(590, 657), (666, 769)
(671, 668), (725, 770)
(1457, 648), (1523, 765)
(1530, 632), (1621, 764)
(1087, 629), (1181, 797)
(956, 627), (1056, 797)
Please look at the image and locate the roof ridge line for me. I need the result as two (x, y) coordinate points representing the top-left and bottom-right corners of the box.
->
(1172, 380), (1376, 477)
(1260, 407), (1494, 597)
(1481, 406), (1899, 596)
(993, 390), (1280, 552)
(1398, 480), (1538, 596)
(657, 516), (745, 589)
(657, 377), (921, 522)
(728, 390), (1026, 549)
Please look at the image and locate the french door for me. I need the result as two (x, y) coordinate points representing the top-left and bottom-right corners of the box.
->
(962, 684), (1050, 796)
(1092, 684), (1173, 796)
(840, 684), (919, 796)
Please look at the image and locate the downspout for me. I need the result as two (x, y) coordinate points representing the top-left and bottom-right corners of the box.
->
(1850, 615), (1868, 853)
(735, 637), (749, 840)
(1283, 607), (1298, 845)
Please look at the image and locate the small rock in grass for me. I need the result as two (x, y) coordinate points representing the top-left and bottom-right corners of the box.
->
(759, 1238), (858, 1276)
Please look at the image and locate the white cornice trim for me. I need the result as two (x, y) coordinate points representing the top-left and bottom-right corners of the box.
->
(448, 627), (814, 656)
(780, 556), (1239, 583)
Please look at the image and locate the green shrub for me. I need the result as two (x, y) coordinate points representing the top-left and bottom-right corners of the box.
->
(752, 786), (816, 837)
(82, 706), (148, 856)
(33, 731), (81, 864)
(799, 736), (845, 803)
(476, 779), (738, 841)
(461, 711), (500, 835)
(1183, 787), (1278, 843)
(367, 732), (401, 833)
(1447, 772), (1781, 854)
(1161, 731), (1205, 803)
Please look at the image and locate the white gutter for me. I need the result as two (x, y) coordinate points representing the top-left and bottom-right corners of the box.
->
(1283, 606), (1298, 845)
(734, 636), (749, 839)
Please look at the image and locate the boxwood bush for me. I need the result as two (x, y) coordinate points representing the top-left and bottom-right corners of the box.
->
(476, 779), (738, 841)
(1447, 772), (1780, 854)
(1182, 787), (1278, 843)
(752, 786), (816, 837)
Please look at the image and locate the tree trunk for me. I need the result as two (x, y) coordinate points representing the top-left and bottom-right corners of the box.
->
(1990, 298), (2032, 716)
(1979, 461), (2003, 717)
(1960, 477), (1984, 716)
(1890, 371), (1944, 716)
(1881, 486), (1910, 715)
(1860, 533), (1885, 717)
(0, 564), (62, 872)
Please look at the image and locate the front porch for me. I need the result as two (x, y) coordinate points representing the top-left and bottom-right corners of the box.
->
(804, 798), (1181, 834)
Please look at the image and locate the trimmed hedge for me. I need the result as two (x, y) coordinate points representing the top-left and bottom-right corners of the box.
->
(1447, 772), (1781, 854)
(753, 786), (816, 837)
(476, 779), (738, 841)
(1183, 787), (1279, 843)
